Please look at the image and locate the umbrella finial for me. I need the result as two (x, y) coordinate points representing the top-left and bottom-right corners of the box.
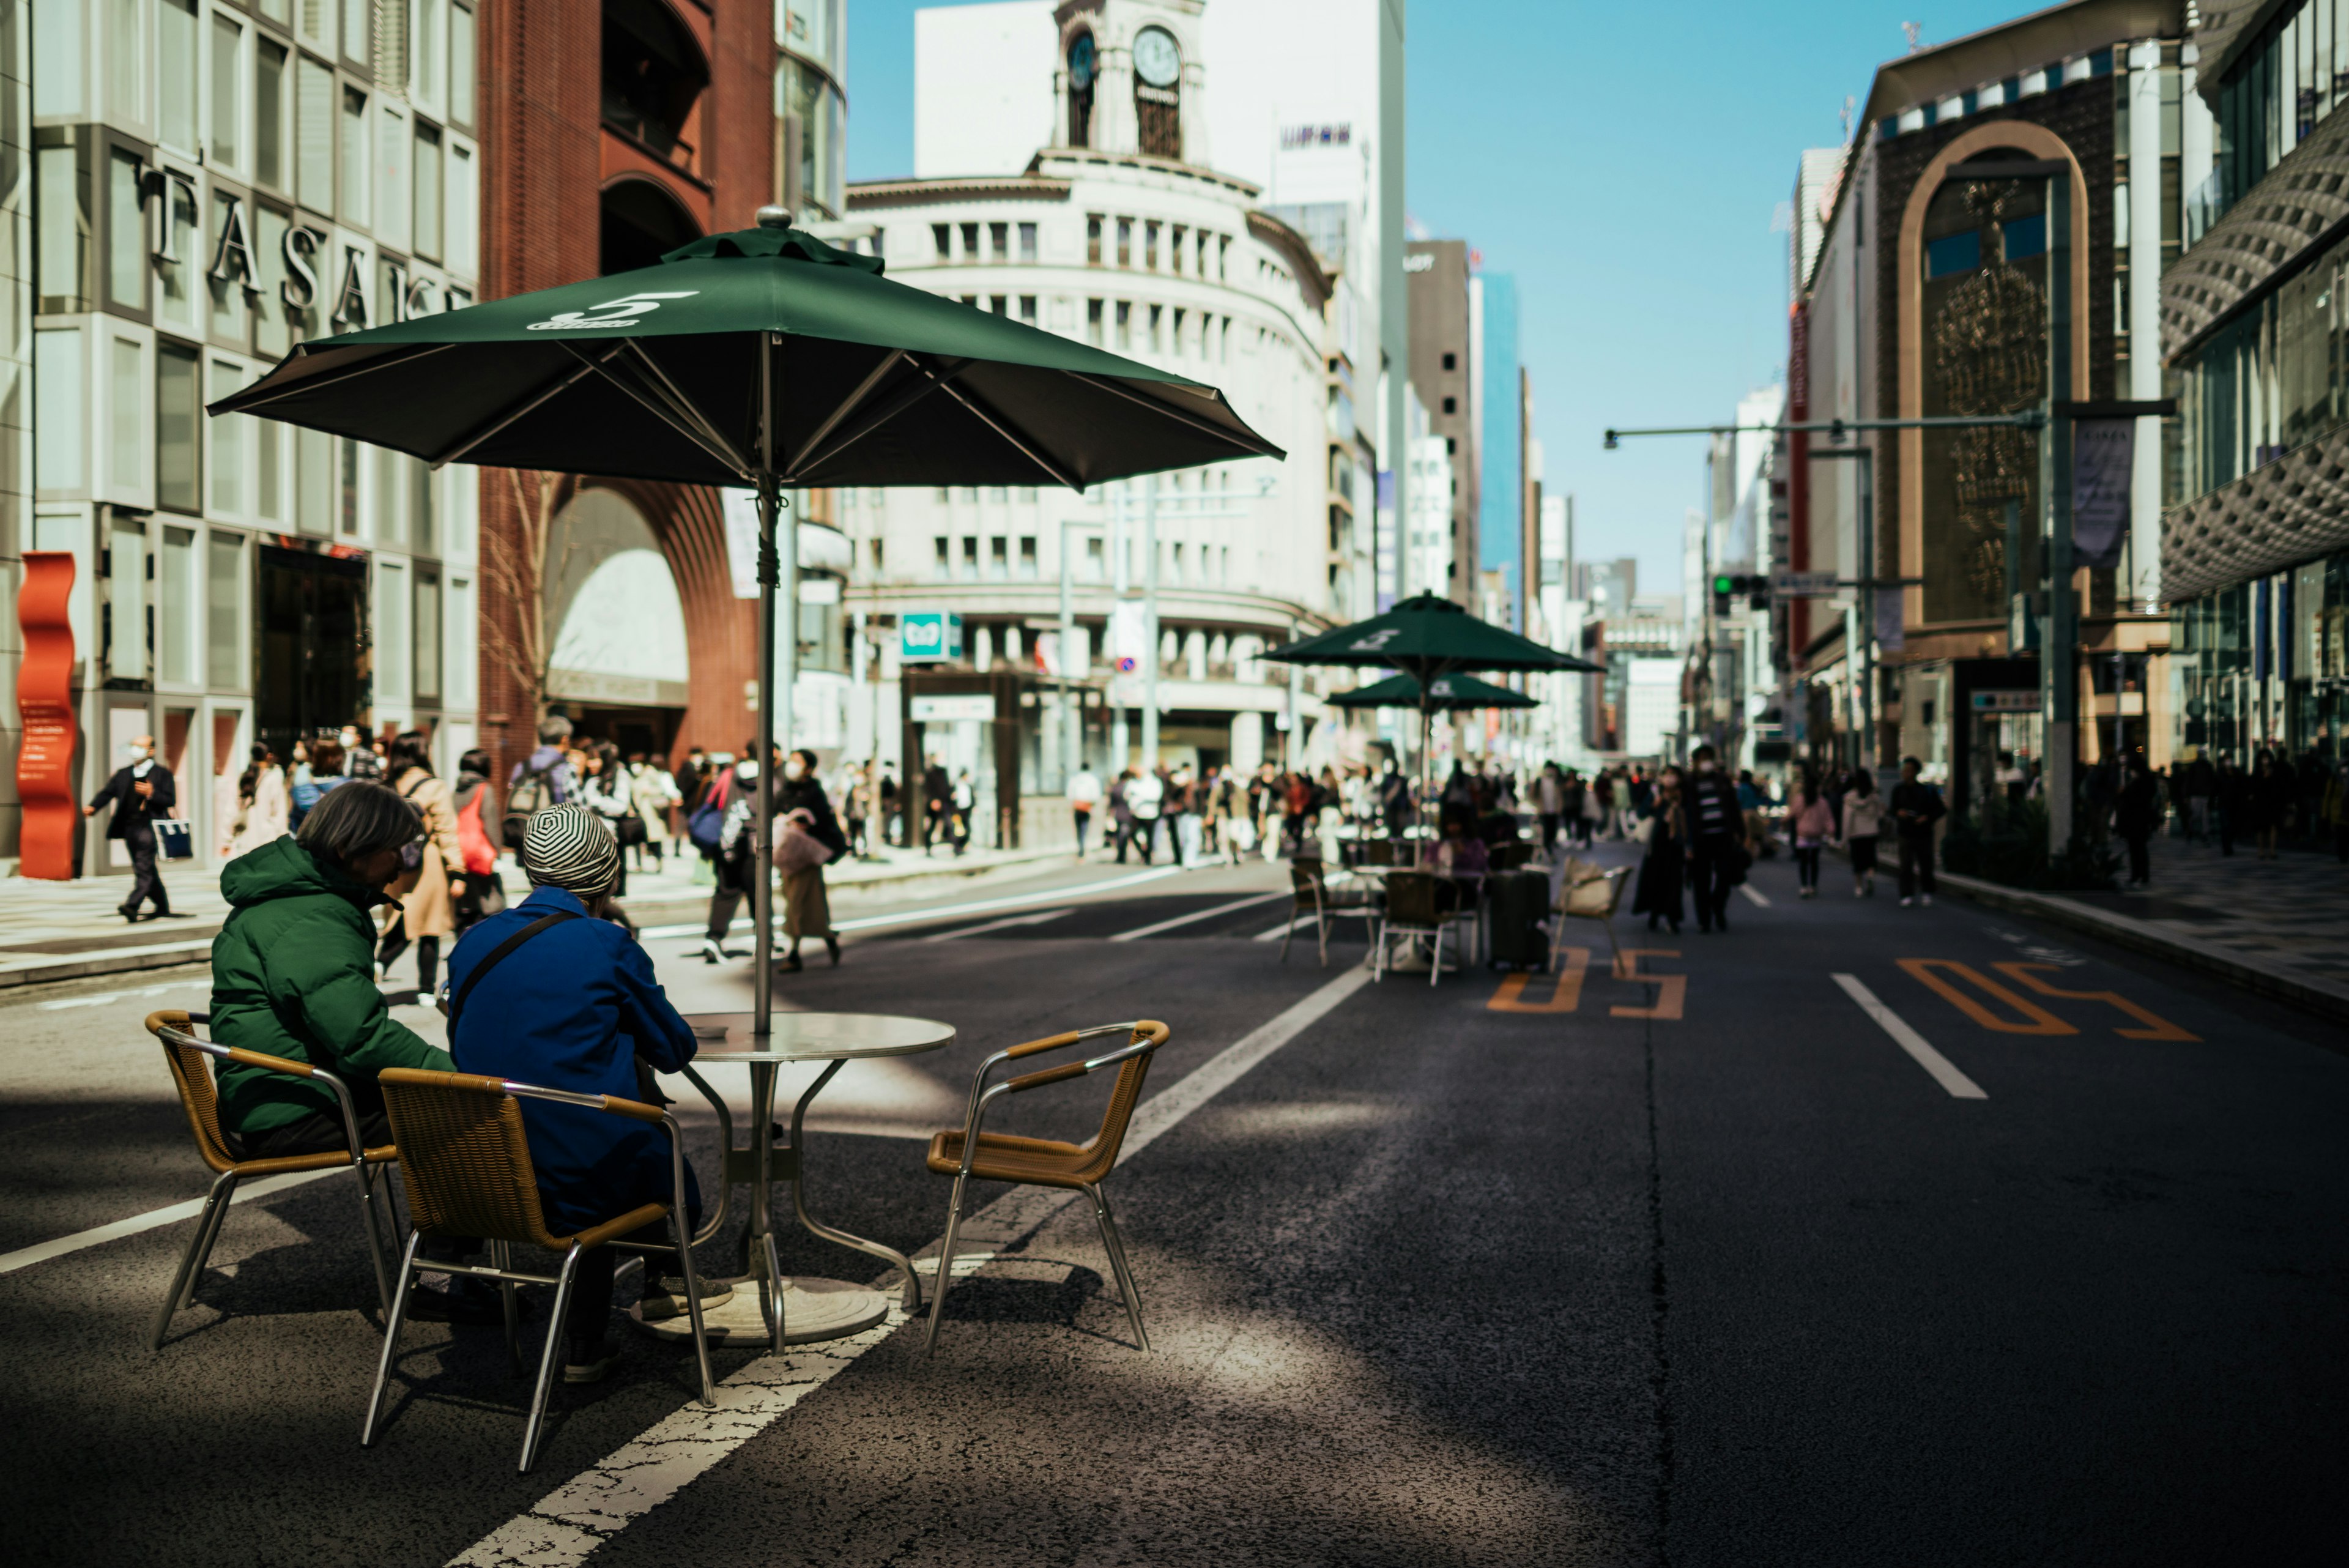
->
(755, 204), (793, 229)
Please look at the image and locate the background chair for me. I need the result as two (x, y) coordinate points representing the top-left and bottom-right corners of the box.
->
(1281, 858), (1378, 967)
(363, 1069), (714, 1474)
(1551, 858), (1628, 972)
(145, 1009), (397, 1352)
(923, 1020), (1170, 1355)
(1371, 871), (1472, 986)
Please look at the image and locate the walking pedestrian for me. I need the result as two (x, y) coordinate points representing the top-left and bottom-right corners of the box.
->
(1841, 770), (1885, 897)
(340, 725), (385, 781)
(1787, 768), (1834, 898)
(776, 748), (846, 971)
(2254, 750), (2295, 859)
(2214, 755), (2247, 856)
(228, 745), (290, 861)
(1682, 746), (1748, 934)
(504, 716), (577, 845)
(1126, 765), (1163, 863)
(1631, 768), (1685, 934)
(698, 748), (760, 965)
(377, 731), (467, 994)
(577, 743), (639, 897)
(1067, 759), (1103, 856)
(1891, 757), (1946, 906)
(450, 747), (503, 934)
(443, 802), (725, 1377)
(1170, 764), (1203, 866)
(1536, 761), (1565, 853)
(86, 733), (179, 921)
(841, 760), (872, 858)
(2115, 749), (2161, 886)
(922, 754), (952, 855)
(627, 753), (679, 872)
(290, 737), (350, 828)
(951, 770), (976, 854)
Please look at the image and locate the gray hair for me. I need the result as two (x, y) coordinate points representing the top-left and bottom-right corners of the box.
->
(538, 714), (574, 746)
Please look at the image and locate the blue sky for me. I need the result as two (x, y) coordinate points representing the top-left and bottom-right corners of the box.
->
(844, 1), (2033, 592)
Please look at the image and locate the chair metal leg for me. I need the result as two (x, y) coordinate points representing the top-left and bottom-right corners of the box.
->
(1430, 924), (1445, 986)
(361, 1230), (426, 1447)
(672, 1212), (716, 1406)
(1316, 904), (1330, 967)
(1088, 1184), (1149, 1353)
(759, 1228), (787, 1351)
(519, 1246), (584, 1474)
(1278, 904), (1297, 963)
(353, 1163), (396, 1325)
(151, 1169), (237, 1351)
(922, 1175), (970, 1355)
(493, 1239), (524, 1375)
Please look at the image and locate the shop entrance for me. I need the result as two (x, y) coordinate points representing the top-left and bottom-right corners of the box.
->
(257, 544), (369, 760)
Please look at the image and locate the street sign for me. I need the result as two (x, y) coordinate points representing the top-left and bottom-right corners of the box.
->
(1970, 689), (2041, 713)
(909, 694), (993, 723)
(899, 611), (962, 663)
(1770, 571), (1841, 597)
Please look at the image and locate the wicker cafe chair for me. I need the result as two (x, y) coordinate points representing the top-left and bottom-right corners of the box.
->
(144, 1009), (398, 1353)
(1280, 858), (1379, 967)
(922, 1020), (1170, 1356)
(1551, 858), (1628, 973)
(1371, 871), (1472, 986)
(363, 1069), (716, 1475)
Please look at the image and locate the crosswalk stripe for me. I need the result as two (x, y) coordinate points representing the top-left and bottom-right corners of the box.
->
(1108, 890), (1290, 942)
(1832, 973), (1988, 1099)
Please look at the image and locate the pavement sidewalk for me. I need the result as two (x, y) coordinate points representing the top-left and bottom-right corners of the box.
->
(0, 838), (1078, 989)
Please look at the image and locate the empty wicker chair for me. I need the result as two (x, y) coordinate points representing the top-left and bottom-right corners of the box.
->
(1371, 871), (1474, 986)
(363, 1068), (714, 1474)
(923, 1020), (1170, 1355)
(1551, 858), (1628, 973)
(145, 1009), (398, 1352)
(1280, 858), (1378, 967)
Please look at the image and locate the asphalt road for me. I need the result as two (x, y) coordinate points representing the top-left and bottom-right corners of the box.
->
(2, 845), (2344, 1566)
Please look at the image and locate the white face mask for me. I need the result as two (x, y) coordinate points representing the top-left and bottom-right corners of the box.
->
(784, 760), (807, 781)
(125, 743), (151, 762)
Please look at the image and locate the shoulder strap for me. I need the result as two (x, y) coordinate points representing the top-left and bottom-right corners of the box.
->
(447, 910), (582, 1035)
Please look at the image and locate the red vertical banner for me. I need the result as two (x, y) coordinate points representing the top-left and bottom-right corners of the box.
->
(16, 552), (79, 880)
(1786, 302), (1811, 656)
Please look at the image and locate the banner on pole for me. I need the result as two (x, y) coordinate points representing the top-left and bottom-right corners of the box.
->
(2071, 418), (2132, 571)
(1873, 585), (1905, 652)
(719, 488), (760, 598)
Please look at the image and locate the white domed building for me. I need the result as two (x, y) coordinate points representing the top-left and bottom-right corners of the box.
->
(826, 0), (1371, 829)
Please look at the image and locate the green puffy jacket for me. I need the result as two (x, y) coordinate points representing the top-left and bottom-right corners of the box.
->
(210, 836), (454, 1135)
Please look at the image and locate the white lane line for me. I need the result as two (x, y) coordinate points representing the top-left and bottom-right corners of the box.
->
(1831, 973), (1987, 1099)
(1738, 883), (1772, 907)
(921, 908), (1075, 942)
(1252, 914), (1310, 942)
(450, 964), (1376, 1568)
(637, 866), (1187, 942)
(0, 1167), (343, 1276)
(1108, 890), (1290, 942)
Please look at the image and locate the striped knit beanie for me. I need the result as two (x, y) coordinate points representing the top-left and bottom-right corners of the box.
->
(521, 801), (620, 899)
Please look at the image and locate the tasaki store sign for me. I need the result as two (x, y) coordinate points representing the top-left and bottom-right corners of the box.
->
(900, 612), (963, 663)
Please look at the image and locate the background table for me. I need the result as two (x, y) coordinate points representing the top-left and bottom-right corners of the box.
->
(637, 1011), (956, 1347)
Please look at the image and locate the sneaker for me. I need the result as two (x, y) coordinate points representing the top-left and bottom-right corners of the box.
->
(563, 1346), (618, 1384)
(700, 939), (725, 965)
(1899, 896), (1913, 907)
(1920, 893), (1932, 907)
(639, 1276), (734, 1321)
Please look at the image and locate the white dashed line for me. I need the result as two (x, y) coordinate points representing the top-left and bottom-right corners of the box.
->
(1108, 890), (1290, 942)
(1738, 884), (1772, 907)
(921, 908), (1075, 942)
(0, 1168), (344, 1276)
(1832, 973), (1987, 1099)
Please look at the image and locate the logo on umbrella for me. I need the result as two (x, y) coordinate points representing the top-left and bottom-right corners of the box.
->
(527, 291), (699, 330)
(1430, 678), (1456, 697)
(1347, 630), (1399, 651)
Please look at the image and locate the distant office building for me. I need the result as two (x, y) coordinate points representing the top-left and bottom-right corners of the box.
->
(1406, 237), (1477, 604)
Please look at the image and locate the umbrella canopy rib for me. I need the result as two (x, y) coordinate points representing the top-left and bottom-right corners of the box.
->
(933, 377), (1082, 491)
(1072, 371), (1275, 454)
(784, 349), (907, 478)
(787, 355), (972, 479)
(565, 341), (750, 480)
(234, 343), (457, 412)
(429, 345), (625, 469)
(623, 339), (753, 474)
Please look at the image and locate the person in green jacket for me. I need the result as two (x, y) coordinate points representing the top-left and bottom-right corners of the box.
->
(212, 779), (455, 1159)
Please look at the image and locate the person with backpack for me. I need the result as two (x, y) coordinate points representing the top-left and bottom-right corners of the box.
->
(505, 715), (577, 845)
(1786, 768), (1835, 899)
(1840, 770), (1886, 898)
(1891, 756), (1948, 906)
(288, 737), (349, 828)
(694, 746), (760, 964)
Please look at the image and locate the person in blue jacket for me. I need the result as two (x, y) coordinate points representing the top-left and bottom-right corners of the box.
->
(441, 801), (724, 1381)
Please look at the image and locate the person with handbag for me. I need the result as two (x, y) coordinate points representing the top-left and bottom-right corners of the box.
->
(1839, 770), (1887, 898)
(1787, 768), (1836, 899)
(697, 748), (760, 965)
(776, 748), (848, 970)
(450, 748), (505, 932)
(85, 734), (179, 922)
(228, 745), (291, 861)
(579, 742), (640, 896)
(376, 731), (467, 993)
(1630, 768), (1686, 934)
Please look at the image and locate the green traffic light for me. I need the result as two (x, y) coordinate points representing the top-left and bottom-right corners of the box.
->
(1712, 574), (1734, 594)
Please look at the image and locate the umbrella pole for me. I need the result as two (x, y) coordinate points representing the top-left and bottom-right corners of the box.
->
(752, 335), (780, 1040)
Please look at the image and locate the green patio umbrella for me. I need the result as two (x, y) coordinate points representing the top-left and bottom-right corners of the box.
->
(1267, 592), (1597, 824)
(1328, 671), (1538, 712)
(211, 209), (1281, 1044)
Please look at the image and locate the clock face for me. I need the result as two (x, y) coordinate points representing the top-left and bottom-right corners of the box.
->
(1068, 32), (1097, 91)
(1133, 26), (1181, 88)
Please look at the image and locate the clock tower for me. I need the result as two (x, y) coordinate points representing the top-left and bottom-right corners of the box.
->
(1053, 0), (1209, 166)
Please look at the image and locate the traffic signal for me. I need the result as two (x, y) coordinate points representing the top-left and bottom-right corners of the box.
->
(1712, 574), (1767, 614)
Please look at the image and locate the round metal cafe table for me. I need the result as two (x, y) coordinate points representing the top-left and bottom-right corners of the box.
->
(636, 1011), (956, 1348)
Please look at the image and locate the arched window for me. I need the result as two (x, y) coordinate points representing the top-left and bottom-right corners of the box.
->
(1132, 25), (1181, 159)
(603, 0), (709, 169)
(600, 176), (700, 276)
(1066, 31), (1096, 148)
